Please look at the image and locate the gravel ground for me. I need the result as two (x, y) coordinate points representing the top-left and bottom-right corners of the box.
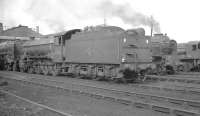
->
(0, 90), (65, 116)
(0, 78), (169, 116)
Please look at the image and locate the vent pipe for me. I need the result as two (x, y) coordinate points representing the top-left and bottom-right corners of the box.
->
(0, 23), (3, 33)
(36, 26), (39, 33)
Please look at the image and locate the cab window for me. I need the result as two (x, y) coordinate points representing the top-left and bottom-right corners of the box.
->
(98, 67), (103, 72)
(192, 44), (197, 51)
(198, 43), (200, 49)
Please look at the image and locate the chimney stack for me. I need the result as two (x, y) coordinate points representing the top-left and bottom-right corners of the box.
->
(36, 26), (39, 33)
(0, 23), (3, 33)
(150, 24), (153, 37)
(150, 16), (153, 37)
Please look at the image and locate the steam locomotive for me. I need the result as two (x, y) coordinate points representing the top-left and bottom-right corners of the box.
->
(0, 25), (177, 82)
(150, 34), (177, 74)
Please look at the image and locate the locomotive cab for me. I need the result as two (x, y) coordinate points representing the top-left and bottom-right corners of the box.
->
(120, 28), (152, 76)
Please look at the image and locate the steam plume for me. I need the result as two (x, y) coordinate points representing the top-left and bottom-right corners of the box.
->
(98, 1), (160, 33)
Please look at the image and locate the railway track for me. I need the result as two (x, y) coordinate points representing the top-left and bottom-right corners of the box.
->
(2, 71), (200, 96)
(0, 89), (72, 116)
(178, 72), (200, 76)
(146, 75), (200, 84)
(2, 71), (200, 98)
(170, 75), (200, 79)
(23, 76), (200, 100)
(0, 72), (200, 116)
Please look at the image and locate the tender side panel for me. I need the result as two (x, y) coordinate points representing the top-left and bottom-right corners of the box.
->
(65, 31), (123, 64)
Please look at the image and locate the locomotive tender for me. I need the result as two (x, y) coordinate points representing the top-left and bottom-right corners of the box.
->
(64, 26), (152, 78)
(0, 26), (153, 79)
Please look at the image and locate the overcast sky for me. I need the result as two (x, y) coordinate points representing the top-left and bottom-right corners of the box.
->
(0, 0), (199, 43)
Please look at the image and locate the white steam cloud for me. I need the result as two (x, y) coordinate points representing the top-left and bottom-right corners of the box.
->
(0, 0), (160, 34)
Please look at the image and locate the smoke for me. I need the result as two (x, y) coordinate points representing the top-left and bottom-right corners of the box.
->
(0, 0), (161, 34)
(97, 1), (160, 33)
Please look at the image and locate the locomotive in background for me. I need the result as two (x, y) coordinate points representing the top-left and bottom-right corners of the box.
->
(150, 33), (177, 74)
(0, 25), (178, 82)
(0, 36), (29, 70)
(176, 41), (200, 72)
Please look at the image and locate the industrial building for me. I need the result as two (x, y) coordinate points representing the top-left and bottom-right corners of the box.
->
(0, 23), (42, 43)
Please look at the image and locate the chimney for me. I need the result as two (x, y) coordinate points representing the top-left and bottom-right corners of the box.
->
(36, 26), (39, 33)
(150, 16), (153, 37)
(150, 24), (153, 37)
(0, 23), (3, 33)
